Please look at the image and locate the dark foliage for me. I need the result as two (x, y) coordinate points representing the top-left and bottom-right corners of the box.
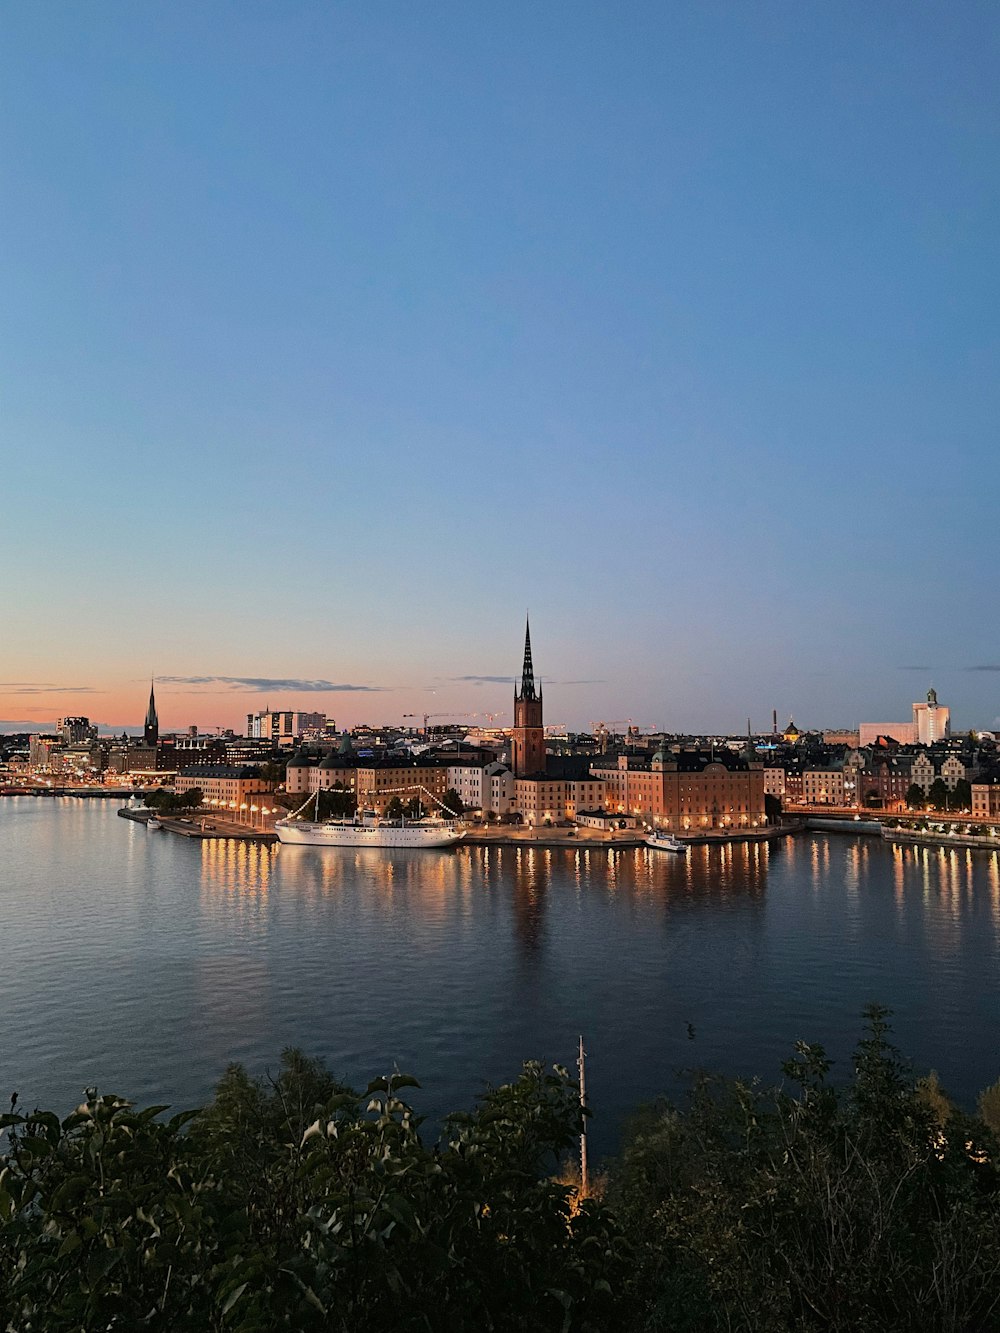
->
(611, 1006), (1000, 1331)
(0, 1056), (627, 1331)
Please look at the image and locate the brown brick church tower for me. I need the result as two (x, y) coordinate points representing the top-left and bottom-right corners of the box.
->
(512, 618), (546, 777)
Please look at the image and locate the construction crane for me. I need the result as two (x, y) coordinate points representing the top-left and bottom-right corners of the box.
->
(404, 710), (509, 735)
(591, 720), (658, 754)
(403, 711), (475, 736)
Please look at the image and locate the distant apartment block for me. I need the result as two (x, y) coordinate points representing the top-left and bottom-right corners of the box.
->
(860, 688), (950, 749)
(247, 709), (328, 746)
(57, 716), (98, 744)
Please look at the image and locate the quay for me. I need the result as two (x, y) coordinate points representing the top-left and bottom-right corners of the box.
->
(117, 807), (277, 843)
(117, 804), (795, 851)
(461, 824), (795, 850)
(800, 813), (1000, 853)
(3, 786), (144, 798)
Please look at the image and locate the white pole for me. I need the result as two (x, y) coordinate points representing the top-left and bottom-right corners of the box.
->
(577, 1035), (589, 1199)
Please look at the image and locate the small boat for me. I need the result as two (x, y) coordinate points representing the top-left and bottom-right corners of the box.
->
(645, 830), (687, 854)
(146, 818), (162, 831)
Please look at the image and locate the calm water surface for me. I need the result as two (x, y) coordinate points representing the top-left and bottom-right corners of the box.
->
(3, 798), (1000, 1156)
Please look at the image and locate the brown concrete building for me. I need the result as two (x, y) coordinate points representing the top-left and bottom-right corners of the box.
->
(106, 743), (158, 774)
(801, 768), (846, 805)
(285, 751), (448, 814)
(591, 746), (766, 830)
(513, 776), (606, 825)
(174, 764), (273, 806)
(971, 780), (1000, 821)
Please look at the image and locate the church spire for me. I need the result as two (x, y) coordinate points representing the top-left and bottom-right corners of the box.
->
(144, 678), (159, 746)
(518, 615), (538, 702)
(512, 617), (545, 777)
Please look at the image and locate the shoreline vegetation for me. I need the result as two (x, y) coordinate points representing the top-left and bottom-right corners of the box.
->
(5, 1009), (1000, 1329)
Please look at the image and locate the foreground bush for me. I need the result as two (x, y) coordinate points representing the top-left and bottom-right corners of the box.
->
(7, 1013), (1000, 1331)
(0, 1054), (626, 1331)
(611, 1006), (1000, 1332)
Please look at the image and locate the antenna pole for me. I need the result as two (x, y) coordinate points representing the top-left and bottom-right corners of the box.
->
(577, 1035), (589, 1199)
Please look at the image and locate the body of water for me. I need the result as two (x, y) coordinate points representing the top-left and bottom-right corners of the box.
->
(3, 798), (1000, 1156)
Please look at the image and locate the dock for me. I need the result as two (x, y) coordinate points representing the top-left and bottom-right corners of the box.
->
(117, 807), (277, 843)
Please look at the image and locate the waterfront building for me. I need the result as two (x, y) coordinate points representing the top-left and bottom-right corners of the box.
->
(446, 760), (515, 816)
(285, 751), (450, 814)
(174, 765), (273, 806)
(590, 745), (766, 830)
(50, 743), (104, 775)
(106, 743), (158, 774)
(857, 753), (913, 808)
(356, 760), (448, 812)
(513, 777), (606, 825)
(971, 779), (1000, 820)
(801, 766), (847, 805)
(485, 762), (517, 817)
(28, 735), (59, 772)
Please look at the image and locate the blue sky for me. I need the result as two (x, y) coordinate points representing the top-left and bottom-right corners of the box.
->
(3, 2), (999, 733)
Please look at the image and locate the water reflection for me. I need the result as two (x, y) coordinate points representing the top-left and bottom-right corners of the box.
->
(8, 806), (1000, 1159)
(510, 847), (548, 957)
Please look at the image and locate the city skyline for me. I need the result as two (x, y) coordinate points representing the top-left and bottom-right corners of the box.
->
(4, 4), (999, 733)
(0, 651), (995, 737)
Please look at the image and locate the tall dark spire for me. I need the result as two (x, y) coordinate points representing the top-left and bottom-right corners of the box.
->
(518, 616), (538, 702)
(144, 679), (159, 746)
(512, 617), (545, 777)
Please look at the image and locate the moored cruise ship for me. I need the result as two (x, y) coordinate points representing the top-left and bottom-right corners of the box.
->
(275, 801), (464, 849)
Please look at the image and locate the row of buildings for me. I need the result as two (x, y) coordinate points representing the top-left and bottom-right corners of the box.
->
(12, 689), (307, 779)
(271, 623), (770, 830)
(7, 629), (999, 828)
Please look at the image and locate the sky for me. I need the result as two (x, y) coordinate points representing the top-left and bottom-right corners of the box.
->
(3, 2), (999, 735)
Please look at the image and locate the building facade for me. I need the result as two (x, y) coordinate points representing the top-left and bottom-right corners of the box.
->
(247, 710), (328, 745)
(174, 765), (273, 805)
(590, 747), (766, 830)
(914, 689), (950, 745)
(971, 781), (1000, 820)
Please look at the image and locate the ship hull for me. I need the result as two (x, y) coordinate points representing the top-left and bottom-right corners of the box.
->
(274, 820), (464, 849)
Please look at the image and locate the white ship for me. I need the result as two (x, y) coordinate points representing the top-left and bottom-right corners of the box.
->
(274, 788), (464, 849)
(645, 830), (687, 854)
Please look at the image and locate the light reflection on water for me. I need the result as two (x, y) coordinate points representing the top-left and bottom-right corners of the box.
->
(2, 800), (1000, 1156)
